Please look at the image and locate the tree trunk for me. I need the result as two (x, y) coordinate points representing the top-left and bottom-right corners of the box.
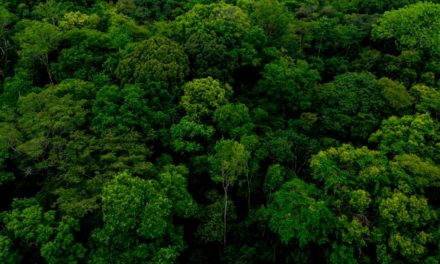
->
(44, 53), (53, 84)
(246, 172), (252, 210)
(223, 184), (228, 245)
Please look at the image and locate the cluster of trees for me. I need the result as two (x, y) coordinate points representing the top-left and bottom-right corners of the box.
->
(0, 0), (439, 263)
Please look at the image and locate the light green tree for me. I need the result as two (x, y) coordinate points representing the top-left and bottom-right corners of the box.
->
(372, 2), (440, 56)
(2, 198), (85, 263)
(181, 77), (232, 121)
(378, 77), (414, 110)
(209, 140), (250, 244)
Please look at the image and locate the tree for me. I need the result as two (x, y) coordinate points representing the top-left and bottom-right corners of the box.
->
(14, 20), (62, 83)
(267, 138), (440, 263)
(181, 77), (232, 121)
(1, 81), (97, 218)
(263, 163), (287, 202)
(184, 32), (230, 81)
(1, 198), (85, 263)
(209, 140), (250, 245)
(170, 116), (214, 154)
(378, 77), (414, 111)
(410, 84), (440, 116)
(250, 0), (292, 44)
(106, 11), (147, 49)
(372, 2), (440, 56)
(316, 72), (389, 140)
(369, 113), (440, 161)
(0, 234), (18, 264)
(379, 50), (423, 87)
(196, 190), (237, 244)
(265, 178), (334, 246)
(174, 2), (264, 71)
(15, 82), (87, 166)
(92, 84), (155, 135)
(90, 170), (195, 263)
(40, 217), (86, 264)
(213, 103), (254, 139)
(175, 3), (251, 47)
(3, 0), (440, 262)
(357, 0), (429, 13)
(32, 0), (69, 25)
(52, 28), (112, 81)
(116, 36), (189, 88)
(255, 56), (320, 115)
(53, 130), (154, 218)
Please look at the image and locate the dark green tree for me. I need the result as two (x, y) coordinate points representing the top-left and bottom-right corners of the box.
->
(316, 72), (389, 140)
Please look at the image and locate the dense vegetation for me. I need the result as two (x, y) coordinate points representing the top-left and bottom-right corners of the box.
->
(1, 0), (440, 263)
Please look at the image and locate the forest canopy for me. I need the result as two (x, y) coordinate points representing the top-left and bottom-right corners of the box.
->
(0, 0), (440, 263)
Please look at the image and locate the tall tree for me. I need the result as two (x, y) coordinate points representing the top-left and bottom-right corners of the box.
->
(209, 140), (250, 245)
(14, 20), (62, 84)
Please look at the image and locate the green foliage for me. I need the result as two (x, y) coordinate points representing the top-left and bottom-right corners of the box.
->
(15, 82), (87, 165)
(3, 199), (55, 244)
(0, 6), (16, 34)
(411, 84), (440, 114)
(13, 20), (61, 55)
(175, 3), (251, 47)
(209, 139), (250, 244)
(376, 190), (437, 263)
(52, 28), (111, 81)
(14, 19), (62, 82)
(170, 116), (214, 153)
(213, 103), (254, 139)
(372, 2), (440, 56)
(196, 191), (237, 243)
(106, 11), (147, 49)
(378, 77), (414, 110)
(266, 178), (334, 246)
(92, 84), (157, 135)
(90, 171), (194, 263)
(0, 234), (18, 264)
(209, 139), (250, 187)
(40, 217), (86, 264)
(184, 32), (230, 81)
(255, 56), (320, 114)
(250, 0), (292, 41)
(317, 72), (389, 140)
(380, 50), (423, 86)
(369, 113), (440, 160)
(2, 1), (440, 263)
(264, 164), (286, 196)
(181, 77), (232, 121)
(357, 0), (432, 13)
(2, 199), (85, 263)
(116, 36), (189, 87)
(32, 0), (70, 25)
(311, 142), (438, 262)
